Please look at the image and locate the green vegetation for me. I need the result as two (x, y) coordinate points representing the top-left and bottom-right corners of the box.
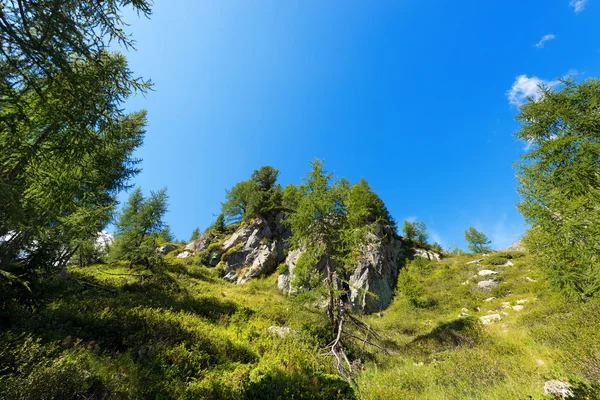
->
(356, 252), (600, 399)
(0, 0), (150, 297)
(516, 78), (600, 299)
(110, 188), (169, 267)
(464, 226), (492, 253)
(402, 220), (429, 245)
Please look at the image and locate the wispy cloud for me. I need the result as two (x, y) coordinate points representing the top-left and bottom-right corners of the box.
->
(535, 34), (556, 48)
(506, 75), (560, 106)
(489, 214), (524, 250)
(570, 0), (588, 13)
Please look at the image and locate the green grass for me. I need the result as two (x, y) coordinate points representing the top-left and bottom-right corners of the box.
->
(1, 251), (599, 399)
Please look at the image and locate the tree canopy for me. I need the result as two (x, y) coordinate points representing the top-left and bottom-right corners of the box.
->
(0, 0), (151, 289)
(515, 78), (600, 298)
(464, 226), (491, 253)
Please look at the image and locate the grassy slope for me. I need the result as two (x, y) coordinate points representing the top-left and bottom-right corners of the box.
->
(357, 252), (600, 399)
(1, 250), (599, 399)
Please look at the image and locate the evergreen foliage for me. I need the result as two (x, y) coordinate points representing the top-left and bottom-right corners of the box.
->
(515, 78), (600, 299)
(221, 166), (283, 223)
(402, 220), (417, 240)
(190, 227), (201, 241)
(110, 188), (169, 267)
(0, 0), (150, 290)
(464, 226), (492, 253)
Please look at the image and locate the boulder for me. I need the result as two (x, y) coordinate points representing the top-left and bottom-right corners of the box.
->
(544, 380), (574, 399)
(478, 279), (498, 290)
(156, 244), (176, 255)
(512, 305), (524, 312)
(185, 232), (215, 252)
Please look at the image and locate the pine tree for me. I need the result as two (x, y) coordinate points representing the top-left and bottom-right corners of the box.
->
(464, 226), (491, 253)
(515, 78), (600, 298)
(111, 188), (169, 267)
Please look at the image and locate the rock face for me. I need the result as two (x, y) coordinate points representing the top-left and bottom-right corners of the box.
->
(501, 239), (525, 252)
(177, 250), (192, 258)
(278, 222), (405, 313)
(348, 223), (405, 313)
(185, 232), (215, 252)
(221, 216), (288, 284)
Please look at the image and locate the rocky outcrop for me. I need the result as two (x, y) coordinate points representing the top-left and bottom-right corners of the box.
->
(185, 232), (216, 252)
(221, 216), (284, 284)
(544, 380), (574, 399)
(501, 239), (525, 252)
(414, 248), (442, 261)
(348, 223), (405, 313)
(278, 222), (406, 313)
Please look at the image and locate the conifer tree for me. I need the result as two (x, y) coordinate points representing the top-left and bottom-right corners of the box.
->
(515, 78), (600, 298)
(464, 226), (491, 253)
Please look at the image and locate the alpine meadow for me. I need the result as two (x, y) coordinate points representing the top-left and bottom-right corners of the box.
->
(1, 1), (600, 399)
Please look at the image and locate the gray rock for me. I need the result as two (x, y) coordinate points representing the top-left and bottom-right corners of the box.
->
(544, 380), (574, 399)
(466, 259), (483, 265)
(185, 232), (215, 252)
(478, 279), (498, 290)
(348, 223), (406, 313)
(512, 305), (524, 312)
(478, 269), (498, 276)
(500, 239), (525, 252)
(156, 244), (176, 255)
(278, 248), (302, 294)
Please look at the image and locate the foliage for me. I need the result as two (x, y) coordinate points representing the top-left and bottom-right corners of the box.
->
(221, 166), (283, 223)
(110, 188), (169, 267)
(515, 78), (600, 299)
(464, 226), (492, 253)
(346, 178), (396, 232)
(0, 1), (151, 293)
(402, 220), (417, 240)
(190, 227), (201, 241)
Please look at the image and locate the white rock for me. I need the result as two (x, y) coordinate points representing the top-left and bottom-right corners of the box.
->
(483, 297), (496, 302)
(478, 270), (498, 276)
(544, 380), (574, 399)
(501, 302), (511, 309)
(516, 299), (528, 305)
(466, 259), (483, 265)
(461, 307), (469, 313)
(526, 277), (537, 282)
(512, 305), (524, 311)
(480, 314), (502, 325)
(177, 251), (192, 258)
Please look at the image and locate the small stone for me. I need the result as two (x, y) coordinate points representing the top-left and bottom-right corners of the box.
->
(512, 305), (524, 311)
(458, 312), (470, 318)
(544, 380), (574, 399)
(478, 270), (498, 276)
(483, 297), (496, 302)
(461, 307), (469, 313)
(466, 259), (483, 265)
(498, 260), (514, 267)
(501, 302), (511, 309)
(526, 277), (537, 282)
(516, 299), (528, 305)
(480, 314), (502, 325)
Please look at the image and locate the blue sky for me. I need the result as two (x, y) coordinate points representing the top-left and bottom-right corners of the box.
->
(116, 0), (600, 249)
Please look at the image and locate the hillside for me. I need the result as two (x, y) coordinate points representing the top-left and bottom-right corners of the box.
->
(2, 248), (599, 399)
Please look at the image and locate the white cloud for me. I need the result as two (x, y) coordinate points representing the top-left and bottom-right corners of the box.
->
(570, 0), (588, 13)
(535, 34), (556, 48)
(506, 75), (560, 106)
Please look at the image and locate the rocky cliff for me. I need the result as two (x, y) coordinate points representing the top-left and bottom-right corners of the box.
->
(179, 215), (439, 313)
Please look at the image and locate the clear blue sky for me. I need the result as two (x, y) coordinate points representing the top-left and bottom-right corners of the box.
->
(116, 0), (600, 249)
